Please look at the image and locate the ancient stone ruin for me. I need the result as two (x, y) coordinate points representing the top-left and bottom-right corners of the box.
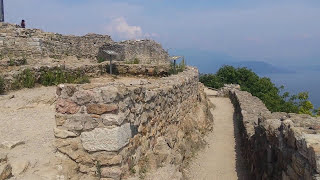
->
(0, 23), (214, 180)
(2, 21), (320, 180)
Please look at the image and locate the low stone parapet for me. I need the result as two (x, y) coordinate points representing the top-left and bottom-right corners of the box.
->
(54, 67), (213, 179)
(228, 86), (320, 180)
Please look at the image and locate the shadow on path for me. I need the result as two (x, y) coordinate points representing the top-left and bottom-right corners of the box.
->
(233, 112), (250, 180)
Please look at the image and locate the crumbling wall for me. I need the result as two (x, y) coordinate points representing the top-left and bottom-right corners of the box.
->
(228, 87), (320, 180)
(0, 23), (112, 59)
(0, 62), (170, 93)
(0, 23), (169, 64)
(54, 67), (213, 179)
(97, 40), (169, 64)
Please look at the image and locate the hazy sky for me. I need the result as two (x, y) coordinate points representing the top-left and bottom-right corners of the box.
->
(4, 0), (320, 65)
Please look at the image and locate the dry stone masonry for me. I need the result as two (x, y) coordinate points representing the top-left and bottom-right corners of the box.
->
(226, 86), (320, 180)
(0, 23), (112, 59)
(0, 23), (169, 64)
(97, 40), (169, 64)
(54, 67), (213, 179)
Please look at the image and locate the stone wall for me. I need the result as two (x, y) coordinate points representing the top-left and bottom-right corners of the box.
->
(0, 62), (171, 93)
(0, 23), (112, 59)
(228, 87), (320, 180)
(97, 40), (169, 64)
(0, 23), (169, 64)
(54, 67), (213, 179)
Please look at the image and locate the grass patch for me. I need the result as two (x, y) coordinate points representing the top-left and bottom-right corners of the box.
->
(40, 69), (90, 86)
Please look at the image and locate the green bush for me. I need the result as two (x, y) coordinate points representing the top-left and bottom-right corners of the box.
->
(0, 76), (5, 94)
(200, 65), (318, 114)
(12, 69), (36, 89)
(40, 69), (90, 86)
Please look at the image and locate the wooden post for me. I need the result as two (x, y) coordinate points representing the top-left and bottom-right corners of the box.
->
(0, 0), (4, 22)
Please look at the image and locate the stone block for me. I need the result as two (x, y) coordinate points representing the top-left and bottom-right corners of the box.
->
(62, 115), (99, 132)
(56, 98), (80, 114)
(54, 127), (78, 139)
(72, 90), (94, 105)
(80, 123), (132, 152)
(100, 166), (122, 180)
(101, 113), (126, 126)
(86, 104), (118, 115)
(93, 153), (122, 166)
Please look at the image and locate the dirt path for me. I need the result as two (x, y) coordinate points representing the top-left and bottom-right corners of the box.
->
(186, 89), (248, 180)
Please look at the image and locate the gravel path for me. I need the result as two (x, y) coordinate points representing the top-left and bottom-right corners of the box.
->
(186, 89), (248, 180)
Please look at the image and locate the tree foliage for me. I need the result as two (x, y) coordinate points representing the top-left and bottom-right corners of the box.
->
(200, 65), (318, 115)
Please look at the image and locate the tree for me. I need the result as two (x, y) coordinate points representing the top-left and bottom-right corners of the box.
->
(200, 65), (318, 114)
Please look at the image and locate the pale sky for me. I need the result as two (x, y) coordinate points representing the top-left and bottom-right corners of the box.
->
(4, 0), (320, 65)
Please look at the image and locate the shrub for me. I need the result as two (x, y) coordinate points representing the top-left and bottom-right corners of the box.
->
(40, 69), (90, 86)
(200, 65), (318, 114)
(12, 69), (36, 89)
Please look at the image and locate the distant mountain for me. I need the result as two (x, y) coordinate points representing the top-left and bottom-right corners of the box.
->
(228, 61), (295, 75)
(170, 49), (294, 75)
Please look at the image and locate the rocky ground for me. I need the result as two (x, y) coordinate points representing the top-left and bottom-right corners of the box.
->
(0, 86), (80, 180)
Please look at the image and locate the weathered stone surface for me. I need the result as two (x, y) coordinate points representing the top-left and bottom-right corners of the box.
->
(62, 115), (99, 132)
(0, 141), (25, 150)
(93, 153), (122, 166)
(228, 85), (320, 179)
(72, 91), (94, 105)
(101, 113), (126, 126)
(80, 123), (132, 152)
(56, 99), (80, 114)
(11, 159), (30, 176)
(100, 86), (119, 103)
(54, 128), (78, 139)
(86, 104), (118, 115)
(100, 166), (122, 180)
(0, 164), (12, 180)
(0, 153), (7, 163)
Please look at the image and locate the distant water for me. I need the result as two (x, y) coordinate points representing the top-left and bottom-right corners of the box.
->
(266, 70), (320, 109)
